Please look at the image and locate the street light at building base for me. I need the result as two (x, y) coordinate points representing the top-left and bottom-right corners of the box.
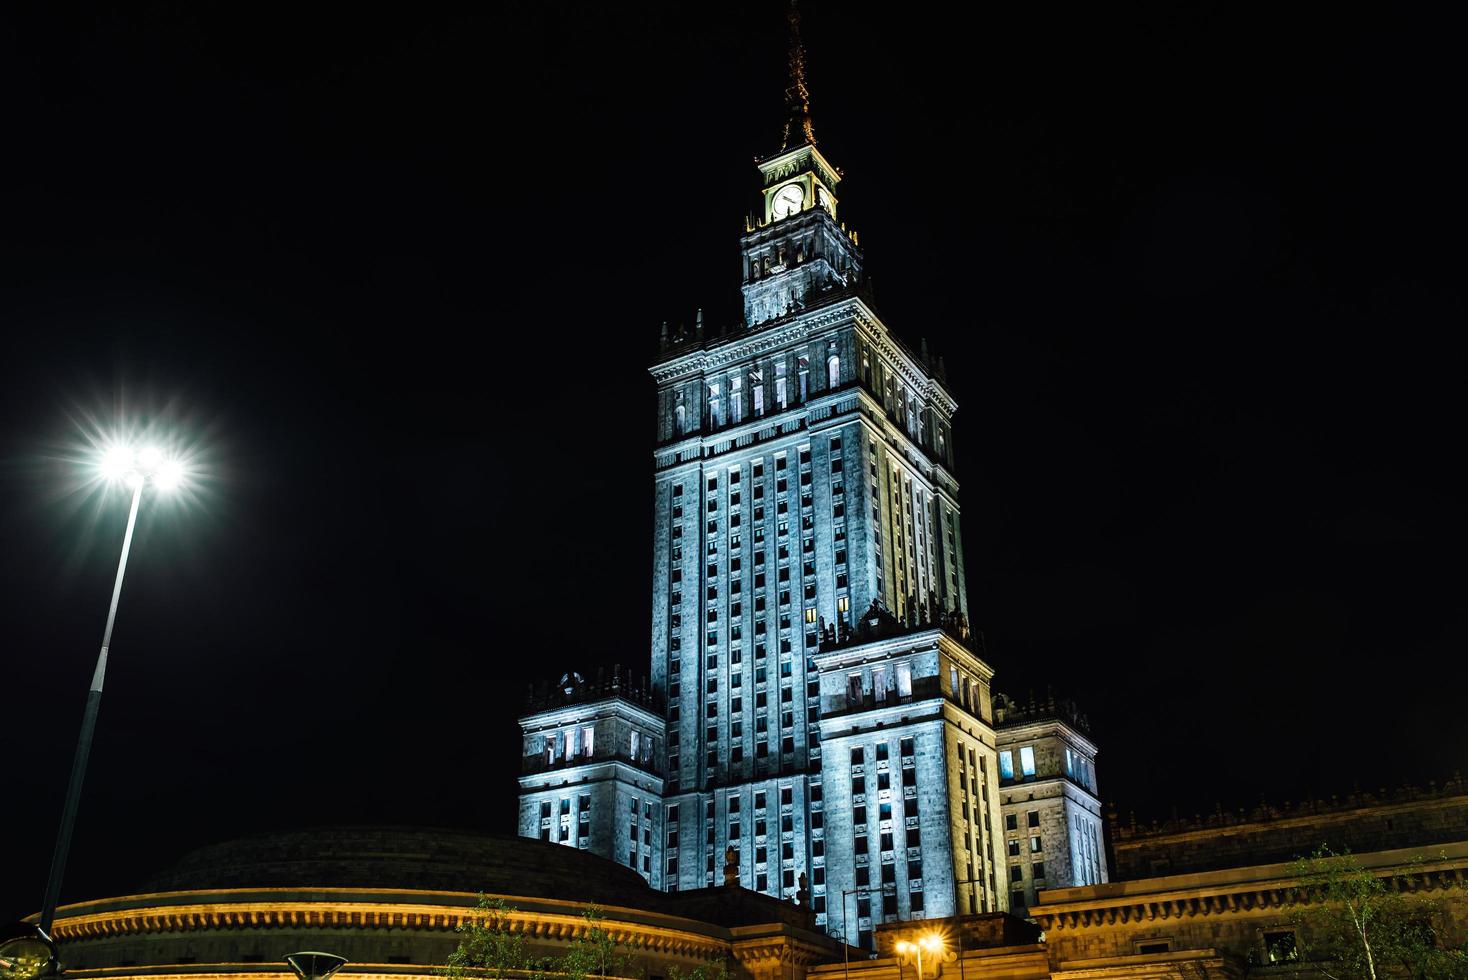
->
(0, 923), (59, 980)
(285, 952), (348, 980)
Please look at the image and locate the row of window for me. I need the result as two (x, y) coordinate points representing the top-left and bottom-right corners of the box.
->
(626, 795), (655, 878)
(537, 794), (590, 847)
(669, 346), (839, 437)
(846, 737), (921, 938)
(664, 438), (851, 787)
(998, 744), (1098, 791)
(955, 739), (994, 912)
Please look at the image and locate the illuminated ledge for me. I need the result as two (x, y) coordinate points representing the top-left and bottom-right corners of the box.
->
(1029, 843), (1468, 931)
(63, 968), (444, 980)
(63, 968), (648, 980)
(1050, 948), (1233, 978)
(42, 889), (733, 959)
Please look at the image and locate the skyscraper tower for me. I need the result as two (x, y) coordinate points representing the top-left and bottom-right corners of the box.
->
(644, 4), (1001, 942)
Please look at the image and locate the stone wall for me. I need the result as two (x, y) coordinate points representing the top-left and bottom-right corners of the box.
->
(1111, 776), (1468, 878)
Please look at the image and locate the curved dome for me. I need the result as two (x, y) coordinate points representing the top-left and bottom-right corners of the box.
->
(142, 826), (660, 907)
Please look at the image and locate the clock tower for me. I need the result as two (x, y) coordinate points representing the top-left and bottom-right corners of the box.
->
(739, 4), (863, 327)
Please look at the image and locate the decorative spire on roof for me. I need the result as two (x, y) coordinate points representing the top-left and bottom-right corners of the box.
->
(779, 0), (816, 151)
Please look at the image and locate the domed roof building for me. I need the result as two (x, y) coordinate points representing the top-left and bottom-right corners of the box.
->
(47, 827), (842, 980)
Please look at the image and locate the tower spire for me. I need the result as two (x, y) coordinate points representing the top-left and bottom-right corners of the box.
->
(779, 0), (816, 151)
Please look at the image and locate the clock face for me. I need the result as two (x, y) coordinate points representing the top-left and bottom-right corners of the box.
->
(771, 183), (805, 219)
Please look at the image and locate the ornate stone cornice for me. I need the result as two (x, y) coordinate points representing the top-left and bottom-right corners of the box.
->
(48, 891), (730, 960)
(844, 304), (957, 417)
(650, 305), (856, 386)
(1030, 856), (1468, 933)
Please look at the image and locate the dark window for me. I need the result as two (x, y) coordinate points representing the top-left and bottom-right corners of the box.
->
(1264, 932), (1298, 963)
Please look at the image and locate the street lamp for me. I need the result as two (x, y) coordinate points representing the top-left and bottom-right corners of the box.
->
(36, 441), (190, 935)
(285, 952), (348, 980)
(0, 924), (59, 980)
(840, 887), (878, 980)
(895, 933), (943, 980)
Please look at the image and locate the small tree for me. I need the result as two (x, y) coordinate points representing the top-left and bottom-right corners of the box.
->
(1287, 846), (1468, 980)
(446, 896), (531, 980)
(667, 957), (730, 980)
(557, 906), (628, 980)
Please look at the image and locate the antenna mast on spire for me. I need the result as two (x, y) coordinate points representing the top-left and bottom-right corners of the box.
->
(780, 0), (816, 151)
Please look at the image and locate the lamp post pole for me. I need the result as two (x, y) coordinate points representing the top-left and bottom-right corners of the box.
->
(840, 887), (871, 980)
(39, 480), (144, 935)
(950, 875), (988, 980)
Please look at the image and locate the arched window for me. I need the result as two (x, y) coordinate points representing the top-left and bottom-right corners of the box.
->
(827, 354), (840, 388)
(674, 402), (686, 434)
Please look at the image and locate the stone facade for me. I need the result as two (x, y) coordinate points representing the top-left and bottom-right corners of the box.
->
(1109, 774), (1468, 878)
(517, 669), (665, 887)
(814, 624), (1006, 947)
(994, 694), (1107, 914)
(1032, 840), (1468, 980)
(621, 114), (972, 927)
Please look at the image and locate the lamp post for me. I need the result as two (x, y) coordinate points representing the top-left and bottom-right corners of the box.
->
(37, 444), (187, 935)
(0, 924), (59, 980)
(285, 952), (347, 980)
(949, 875), (988, 980)
(839, 887), (873, 980)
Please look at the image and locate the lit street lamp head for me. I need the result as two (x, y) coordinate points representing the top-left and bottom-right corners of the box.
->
(97, 442), (189, 492)
(285, 952), (348, 980)
(0, 923), (59, 980)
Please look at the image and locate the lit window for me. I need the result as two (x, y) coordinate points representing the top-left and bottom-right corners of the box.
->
(1019, 746), (1036, 778)
(999, 750), (1014, 780)
(895, 662), (911, 698)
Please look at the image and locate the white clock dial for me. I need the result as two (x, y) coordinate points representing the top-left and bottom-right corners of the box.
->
(771, 183), (805, 219)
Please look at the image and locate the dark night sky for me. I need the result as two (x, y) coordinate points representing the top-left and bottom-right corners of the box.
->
(2, 2), (1463, 921)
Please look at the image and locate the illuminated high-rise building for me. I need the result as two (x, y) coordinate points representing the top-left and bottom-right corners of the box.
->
(520, 9), (1101, 948)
